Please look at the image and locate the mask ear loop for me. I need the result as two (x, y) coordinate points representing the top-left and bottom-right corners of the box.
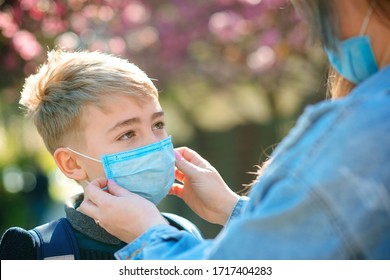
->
(66, 147), (105, 189)
(360, 2), (375, 35)
(66, 147), (102, 163)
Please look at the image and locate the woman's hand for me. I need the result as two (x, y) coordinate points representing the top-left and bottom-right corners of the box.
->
(172, 147), (240, 225)
(78, 177), (168, 243)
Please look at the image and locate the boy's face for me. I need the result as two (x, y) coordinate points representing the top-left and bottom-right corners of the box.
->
(73, 94), (168, 183)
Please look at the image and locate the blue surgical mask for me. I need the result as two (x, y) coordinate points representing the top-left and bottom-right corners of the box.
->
(325, 4), (378, 84)
(67, 136), (175, 205)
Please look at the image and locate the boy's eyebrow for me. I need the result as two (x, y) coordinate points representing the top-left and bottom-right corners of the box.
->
(108, 117), (141, 133)
(152, 111), (164, 120)
(108, 111), (165, 133)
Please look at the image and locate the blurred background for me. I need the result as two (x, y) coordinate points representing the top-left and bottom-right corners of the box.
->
(0, 0), (328, 238)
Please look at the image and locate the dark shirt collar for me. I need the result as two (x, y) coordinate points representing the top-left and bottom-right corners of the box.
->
(64, 193), (122, 245)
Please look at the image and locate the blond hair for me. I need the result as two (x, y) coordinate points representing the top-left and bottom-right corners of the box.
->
(19, 49), (158, 154)
(326, 68), (355, 99)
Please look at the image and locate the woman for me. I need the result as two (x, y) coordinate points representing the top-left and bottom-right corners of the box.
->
(79, 0), (390, 259)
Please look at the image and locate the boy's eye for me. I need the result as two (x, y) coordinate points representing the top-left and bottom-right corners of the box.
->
(118, 131), (135, 141)
(153, 121), (166, 130)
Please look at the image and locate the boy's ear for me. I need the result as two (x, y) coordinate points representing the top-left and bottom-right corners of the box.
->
(54, 147), (87, 181)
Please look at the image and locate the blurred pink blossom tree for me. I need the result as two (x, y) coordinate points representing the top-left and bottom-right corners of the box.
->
(0, 0), (312, 78)
(1, 0), (327, 132)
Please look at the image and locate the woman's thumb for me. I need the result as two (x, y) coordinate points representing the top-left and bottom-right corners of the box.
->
(106, 179), (131, 197)
(174, 150), (202, 177)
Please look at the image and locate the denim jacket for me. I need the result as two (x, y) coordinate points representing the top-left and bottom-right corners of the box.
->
(115, 65), (390, 260)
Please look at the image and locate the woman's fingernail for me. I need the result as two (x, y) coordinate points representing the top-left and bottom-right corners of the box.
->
(107, 179), (116, 186)
(174, 150), (182, 160)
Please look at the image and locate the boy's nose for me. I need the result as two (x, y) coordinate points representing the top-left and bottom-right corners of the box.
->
(143, 132), (165, 146)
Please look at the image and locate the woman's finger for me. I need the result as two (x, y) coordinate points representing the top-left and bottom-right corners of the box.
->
(91, 177), (108, 189)
(175, 169), (185, 182)
(106, 179), (135, 197)
(84, 177), (109, 206)
(77, 198), (99, 219)
(175, 147), (210, 168)
(174, 149), (208, 178)
(169, 183), (184, 198)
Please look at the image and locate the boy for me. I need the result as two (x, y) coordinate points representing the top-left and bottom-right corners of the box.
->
(0, 49), (202, 260)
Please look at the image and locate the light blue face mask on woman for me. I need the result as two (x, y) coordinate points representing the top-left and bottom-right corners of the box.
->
(325, 4), (378, 84)
(67, 136), (175, 205)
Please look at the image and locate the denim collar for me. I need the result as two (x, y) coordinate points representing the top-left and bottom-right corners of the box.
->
(349, 64), (390, 99)
(64, 193), (123, 245)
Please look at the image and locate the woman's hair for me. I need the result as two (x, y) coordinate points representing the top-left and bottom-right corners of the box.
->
(292, 0), (349, 98)
(293, 0), (390, 99)
(326, 68), (355, 99)
(20, 49), (158, 154)
(291, 0), (338, 50)
(246, 0), (390, 189)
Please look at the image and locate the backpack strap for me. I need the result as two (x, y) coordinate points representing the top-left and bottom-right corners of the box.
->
(29, 218), (80, 260)
(161, 212), (204, 240)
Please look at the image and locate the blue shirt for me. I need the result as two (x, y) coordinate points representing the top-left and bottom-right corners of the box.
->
(115, 65), (390, 260)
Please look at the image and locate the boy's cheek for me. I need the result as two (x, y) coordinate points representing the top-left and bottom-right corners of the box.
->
(84, 165), (106, 182)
